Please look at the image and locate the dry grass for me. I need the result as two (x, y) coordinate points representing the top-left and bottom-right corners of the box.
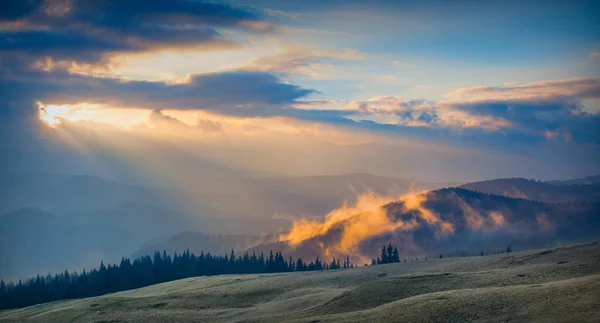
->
(1, 241), (599, 322)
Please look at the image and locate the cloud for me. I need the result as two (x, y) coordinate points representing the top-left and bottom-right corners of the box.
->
(336, 81), (600, 144)
(590, 52), (600, 57)
(243, 45), (365, 78)
(3, 44), (599, 147)
(446, 78), (600, 101)
(439, 79), (600, 144)
(1, 68), (317, 117)
(0, 0), (268, 64)
(263, 8), (299, 22)
(1, 0), (598, 149)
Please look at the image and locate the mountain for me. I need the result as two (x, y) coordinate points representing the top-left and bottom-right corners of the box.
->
(1, 172), (440, 279)
(459, 178), (600, 203)
(0, 173), (191, 215)
(0, 172), (443, 219)
(0, 208), (56, 233)
(416, 188), (600, 249)
(0, 202), (197, 280)
(257, 187), (600, 263)
(133, 232), (265, 259)
(547, 175), (600, 186)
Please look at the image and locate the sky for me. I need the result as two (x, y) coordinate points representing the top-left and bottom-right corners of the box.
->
(0, 0), (599, 182)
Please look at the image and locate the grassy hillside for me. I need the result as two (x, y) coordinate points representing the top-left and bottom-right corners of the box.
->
(1, 241), (598, 322)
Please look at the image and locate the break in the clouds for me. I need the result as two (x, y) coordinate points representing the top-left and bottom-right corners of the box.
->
(0, 0), (598, 180)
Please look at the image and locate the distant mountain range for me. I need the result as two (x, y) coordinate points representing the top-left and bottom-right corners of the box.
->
(459, 177), (600, 203)
(0, 202), (195, 280)
(0, 172), (443, 279)
(0, 172), (448, 218)
(249, 187), (600, 263)
(1, 172), (599, 280)
(546, 175), (600, 186)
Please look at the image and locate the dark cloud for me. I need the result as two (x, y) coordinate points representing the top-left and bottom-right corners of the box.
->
(0, 66), (317, 118)
(0, 0), (267, 63)
(348, 88), (600, 145)
(444, 99), (600, 145)
(0, 31), (125, 63)
(0, 0), (598, 165)
(0, 1), (38, 19)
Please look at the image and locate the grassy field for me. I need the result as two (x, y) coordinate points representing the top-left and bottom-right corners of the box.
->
(1, 241), (599, 322)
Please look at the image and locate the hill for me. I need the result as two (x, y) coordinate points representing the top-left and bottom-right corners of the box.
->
(0, 203), (197, 280)
(132, 232), (264, 259)
(1, 172), (435, 279)
(459, 177), (600, 203)
(259, 187), (600, 264)
(547, 175), (600, 186)
(1, 241), (598, 322)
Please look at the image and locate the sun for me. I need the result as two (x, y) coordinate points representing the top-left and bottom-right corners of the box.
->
(37, 101), (153, 128)
(38, 102), (69, 127)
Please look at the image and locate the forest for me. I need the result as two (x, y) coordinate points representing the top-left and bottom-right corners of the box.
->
(0, 247), (361, 309)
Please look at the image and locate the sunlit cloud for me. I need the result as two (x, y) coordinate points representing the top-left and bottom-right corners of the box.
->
(1, 0), (599, 186)
(243, 45), (365, 78)
(37, 102), (151, 128)
(446, 77), (600, 101)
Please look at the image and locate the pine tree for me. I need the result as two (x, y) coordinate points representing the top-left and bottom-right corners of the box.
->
(0, 246), (351, 310)
(387, 243), (394, 263)
(380, 245), (388, 264)
(392, 247), (400, 263)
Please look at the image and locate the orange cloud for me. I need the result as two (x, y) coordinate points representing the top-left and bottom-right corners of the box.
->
(446, 77), (600, 101)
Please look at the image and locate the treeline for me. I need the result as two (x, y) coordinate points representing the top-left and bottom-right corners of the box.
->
(370, 243), (514, 264)
(0, 249), (354, 310)
(371, 243), (401, 265)
(0, 242), (511, 309)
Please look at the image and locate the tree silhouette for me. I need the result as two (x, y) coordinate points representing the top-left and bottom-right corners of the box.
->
(0, 247), (342, 310)
(392, 247), (400, 263)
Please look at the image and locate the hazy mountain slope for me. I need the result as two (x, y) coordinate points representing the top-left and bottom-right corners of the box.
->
(459, 178), (600, 203)
(263, 173), (424, 197)
(0, 173), (438, 219)
(201, 173), (450, 220)
(2, 172), (431, 279)
(2, 242), (598, 322)
(0, 173), (191, 215)
(133, 232), (264, 259)
(416, 188), (600, 249)
(256, 188), (600, 263)
(0, 203), (197, 280)
(547, 175), (600, 186)
(0, 208), (56, 232)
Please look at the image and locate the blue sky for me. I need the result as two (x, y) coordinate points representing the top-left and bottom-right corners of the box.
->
(242, 0), (600, 101)
(0, 0), (598, 181)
